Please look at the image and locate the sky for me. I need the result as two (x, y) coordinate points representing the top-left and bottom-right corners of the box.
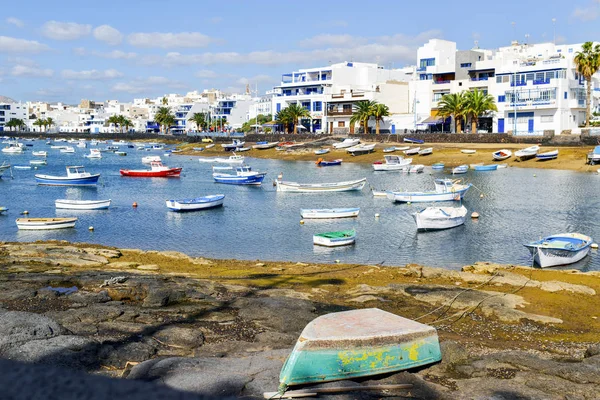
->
(0, 0), (598, 104)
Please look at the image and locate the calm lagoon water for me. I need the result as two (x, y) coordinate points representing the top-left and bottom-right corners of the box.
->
(2, 139), (600, 271)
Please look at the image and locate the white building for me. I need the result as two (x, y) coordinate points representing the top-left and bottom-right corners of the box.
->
(0, 102), (27, 131)
(248, 96), (273, 121)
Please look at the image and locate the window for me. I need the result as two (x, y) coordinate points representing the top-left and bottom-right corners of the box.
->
(433, 92), (449, 102)
(419, 58), (436, 68)
(460, 63), (472, 68)
(541, 115), (554, 123)
(498, 95), (506, 103)
(301, 101), (310, 110)
(343, 104), (352, 112)
(313, 101), (322, 112)
(276, 103), (281, 113)
(337, 121), (345, 127)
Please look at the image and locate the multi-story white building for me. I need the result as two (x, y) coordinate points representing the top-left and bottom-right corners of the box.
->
(0, 102), (27, 131)
(248, 96), (273, 120)
(271, 62), (413, 134)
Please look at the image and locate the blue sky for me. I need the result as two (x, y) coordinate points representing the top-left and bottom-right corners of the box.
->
(0, 0), (598, 103)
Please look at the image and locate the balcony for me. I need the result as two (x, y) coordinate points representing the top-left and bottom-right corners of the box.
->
(326, 109), (353, 116)
(433, 80), (451, 85)
(470, 77), (489, 81)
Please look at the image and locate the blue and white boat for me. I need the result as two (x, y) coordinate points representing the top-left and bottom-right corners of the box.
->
(587, 146), (600, 164)
(452, 165), (469, 174)
(35, 166), (100, 186)
(221, 139), (245, 151)
(166, 194), (225, 211)
(536, 149), (558, 161)
(403, 137), (424, 144)
(316, 158), (342, 166)
(213, 165), (266, 185)
(473, 164), (498, 171)
(300, 208), (360, 219)
(432, 162), (445, 170)
(387, 179), (472, 203)
(524, 233), (593, 268)
(314, 148), (330, 155)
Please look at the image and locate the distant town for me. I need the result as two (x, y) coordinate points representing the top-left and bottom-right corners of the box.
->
(1, 38), (598, 136)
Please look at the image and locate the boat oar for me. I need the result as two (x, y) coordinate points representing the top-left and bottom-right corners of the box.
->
(263, 383), (413, 399)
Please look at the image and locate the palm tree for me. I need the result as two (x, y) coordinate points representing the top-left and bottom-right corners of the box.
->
(275, 108), (293, 133)
(574, 41), (600, 127)
(44, 117), (54, 132)
(464, 89), (498, 133)
(9, 118), (25, 132)
(437, 93), (467, 133)
(370, 104), (390, 135)
(155, 107), (174, 134)
(350, 100), (377, 134)
(281, 103), (310, 134)
(190, 113), (206, 132)
(106, 115), (120, 132)
(122, 117), (132, 133)
(33, 118), (46, 132)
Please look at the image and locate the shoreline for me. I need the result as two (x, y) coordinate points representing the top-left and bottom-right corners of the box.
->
(178, 141), (597, 173)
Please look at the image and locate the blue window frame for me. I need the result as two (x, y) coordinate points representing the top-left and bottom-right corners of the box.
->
(276, 103), (281, 113)
(301, 101), (310, 110)
(564, 91), (568, 99)
(498, 95), (506, 103)
(312, 101), (322, 112)
(419, 58), (436, 68)
(460, 63), (472, 68)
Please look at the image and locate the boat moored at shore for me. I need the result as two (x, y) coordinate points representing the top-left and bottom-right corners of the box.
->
(16, 217), (78, 230)
(35, 166), (100, 186)
(166, 194), (225, 211)
(275, 177), (367, 193)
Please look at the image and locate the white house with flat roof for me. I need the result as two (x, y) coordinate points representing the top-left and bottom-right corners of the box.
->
(0, 102), (27, 131)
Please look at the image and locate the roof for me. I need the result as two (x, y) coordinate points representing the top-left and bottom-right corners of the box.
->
(421, 116), (444, 124)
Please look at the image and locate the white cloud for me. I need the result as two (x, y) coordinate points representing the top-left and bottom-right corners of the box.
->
(93, 25), (123, 46)
(6, 57), (38, 66)
(330, 20), (348, 28)
(11, 65), (53, 78)
(572, 1), (600, 21)
(210, 17), (223, 24)
(0, 36), (50, 53)
(299, 34), (366, 48)
(237, 74), (277, 85)
(41, 21), (92, 40)
(196, 69), (218, 78)
(111, 76), (186, 94)
(6, 17), (24, 28)
(62, 69), (123, 80)
(127, 32), (214, 48)
(94, 50), (138, 59)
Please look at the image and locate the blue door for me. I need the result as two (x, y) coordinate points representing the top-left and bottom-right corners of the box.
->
(528, 119), (534, 133)
(391, 124), (396, 134)
(498, 118), (504, 133)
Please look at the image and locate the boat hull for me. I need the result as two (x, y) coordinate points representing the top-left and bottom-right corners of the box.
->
(279, 308), (441, 388)
(313, 235), (356, 247)
(55, 199), (111, 210)
(474, 165), (498, 171)
(301, 208), (360, 219)
(276, 178), (367, 193)
(35, 174), (100, 186)
(388, 185), (471, 203)
(213, 173), (266, 185)
(332, 139), (360, 149)
(524, 233), (592, 268)
(16, 218), (77, 230)
(166, 195), (225, 211)
(414, 206), (467, 230)
(317, 159), (342, 166)
(120, 168), (182, 177)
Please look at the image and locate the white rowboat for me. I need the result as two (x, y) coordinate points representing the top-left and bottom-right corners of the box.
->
(524, 233), (592, 268)
(16, 217), (77, 230)
(55, 199), (111, 210)
(414, 205), (468, 230)
(275, 177), (367, 193)
(300, 208), (360, 219)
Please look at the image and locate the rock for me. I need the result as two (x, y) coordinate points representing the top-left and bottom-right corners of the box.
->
(538, 280), (596, 295)
(154, 327), (204, 349)
(0, 288), (37, 301)
(0, 311), (65, 352)
(36, 287), (59, 300)
(142, 287), (185, 308)
(349, 295), (383, 303)
(67, 290), (111, 304)
(585, 344), (600, 358)
(99, 341), (157, 368)
(137, 264), (159, 271)
(439, 341), (470, 367)
(233, 296), (317, 335)
(3, 335), (99, 369)
(107, 261), (139, 269)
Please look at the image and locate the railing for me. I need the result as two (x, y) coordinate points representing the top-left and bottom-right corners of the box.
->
(533, 79), (551, 85)
(326, 110), (353, 116)
(470, 77), (489, 81)
(331, 94), (344, 98)
(351, 92), (365, 97)
(433, 80), (451, 85)
(510, 81), (528, 87)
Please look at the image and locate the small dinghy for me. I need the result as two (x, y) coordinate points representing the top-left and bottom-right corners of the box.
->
(404, 137), (424, 144)
(0, 206), (8, 213)
(277, 308), (441, 390)
(332, 138), (360, 149)
(452, 165), (469, 174)
(16, 217), (78, 230)
(524, 233), (593, 268)
(300, 208), (360, 219)
(314, 148), (330, 155)
(492, 149), (512, 161)
(536, 149), (558, 161)
(14, 166), (32, 170)
(404, 147), (420, 155)
(409, 164), (425, 173)
(316, 158), (342, 167)
(383, 146), (397, 153)
(36, 166), (100, 186)
(372, 155), (412, 171)
(473, 164), (498, 171)
(55, 199), (111, 210)
(252, 141), (278, 150)
(432, 162), (445, 170)
(166, 194), (225, 211)
(395, 146), (410, 151)
(213, 165), (266, 185)
(313, 229), (356, 247)
(346, 143), (376, 156)
(142, 155), (161, 164)
(276, 177), (366, 193)
(461, 149), (476, 154)
(32, 151), (47, 157)
(515, 145), (540, 160)
(387, 178), (471, 203)
(414, 205), (467, 230)
(418, 147), (433, 156)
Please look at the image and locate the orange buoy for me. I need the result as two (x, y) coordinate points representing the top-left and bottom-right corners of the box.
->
(315, 158), (323, 165)
(132, 202), (138, 208)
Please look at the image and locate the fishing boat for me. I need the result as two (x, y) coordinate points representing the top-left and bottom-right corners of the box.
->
(166, 194), (225, 211)
(492, 149), (512, 161)
(461, 149), (476, 154)
(115, 151), (127, 156)
(0, 162), (10, 177)
(32, 151), (47, 157)
(536, 149), (558, 161)
(432, 162), (445, 170)
(313, 229), (356, 247)
(16, 217), (78, 230)
(387, 178), (472, 203)
(13, 166), (31, 170)
(332, 138), (360, 149)
(55, 199), (111, 210)
(414, 205), (468, 230)
(316, 158), (342, 166)
(347, 143), (376, 156)
(300, 208), (360, 219)
(205, 143), (215, 149)
(587, 146), (600, 165)
(473, 164), (498, 171)
(275, 177), (367, 193)
(60, 146), (76, 154)
(212, 165), (266, 185)
(404, 147), (420, 155)
(221, 139), (245, 151)
(2, 142), (24, 154)
(452, 165), (469, 174)
(142, 155), (161, 164)
(403, 137), (425, 144)
(314, 148), (330, 155)
(35, 166), (100, 186)
(236, 147), (251, 152)
(277, 308), (441, 389)
(524, 233), (593, 268)
(120, 161), (182, 177)
(214, 153), (245, 164)
(383, 146), (397, 153)
(29, 160), (47, 166)
(515, 145), (540, 160)
(252, 141), (278, 150)
(372, 155), (412, 171)
(418, 147), (433, 156)
(84, 149), (102, 159)
(409, 164), (425, 173)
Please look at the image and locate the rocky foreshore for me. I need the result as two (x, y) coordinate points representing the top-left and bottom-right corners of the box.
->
(1, 241), (599, 399)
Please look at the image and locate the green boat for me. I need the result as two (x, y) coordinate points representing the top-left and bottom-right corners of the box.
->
(312, 229), (356, 247)
(278, 308), (442, 392)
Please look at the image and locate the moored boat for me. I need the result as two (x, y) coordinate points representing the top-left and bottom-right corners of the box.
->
(221, 139), (245, 151)
(214, 153), (245, 164)
(55, 199), (111, 210)
(452, 165), (469, 174)
(84, 149), (102, 159)
(524, 233), (592, 268)
(460, 149), (476, 154)
(275, 177), (367, 193)
(32, 151), (47, 157)
(492, 149), (512, 161)
(332, 138), (360, 149)
(372, 155), (412, 171)
(16, 217), (78, 230)
(414, 205), (468, 230)
(314, 148), (330, 155)
(2, 142), (24, 154)
(212, 165), (266, 185)
(35, 166), (100, 186)
(536, 149), (558, 161)
(166, 194), (225, 211)
(387, 178), (471, 203)
(29, 160), (47, 165)
(60, 146), (76, 153)
(587, 146), (600, 165)
(418, 147), (433, 156)
(313, 229), (356, 247)
(432, 162), (445, 170)
(120, 161), (182, 177)
(515, 145), (540, 160)
(316, 158), (342, 166)
(0, 162), (11, 177)
(277, 308), (441, 389)
(404, 147), (420, 155)
(474, 164), (498, 171)
(403, 137), (425, 144)
(252, 141), (278, 150)
(142, 155), (161, 164)
(383, 146), (397, 153)
(409, 164), (425, 173)
(300, 208), (360, 219)
(346, 143), (375, 156)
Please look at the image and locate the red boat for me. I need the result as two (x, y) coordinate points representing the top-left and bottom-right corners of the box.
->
(120, 161), (182, 177)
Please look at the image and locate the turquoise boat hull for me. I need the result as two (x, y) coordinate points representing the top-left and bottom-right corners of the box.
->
(278, 308), (442, 389)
